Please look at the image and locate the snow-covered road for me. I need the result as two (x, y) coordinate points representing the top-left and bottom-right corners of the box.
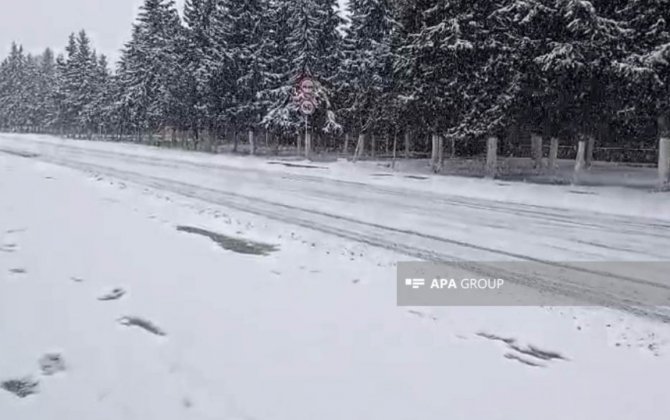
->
(1, 134), (670, 319)
(2, 135), (670, 420)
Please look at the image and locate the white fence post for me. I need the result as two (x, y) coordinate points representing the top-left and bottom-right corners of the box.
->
(574, 140), (586, 184)
(660, 137), (670, 187)
(486, 136), (498, 179)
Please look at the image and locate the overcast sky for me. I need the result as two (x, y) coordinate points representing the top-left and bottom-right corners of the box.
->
(1, 0), (348, 67)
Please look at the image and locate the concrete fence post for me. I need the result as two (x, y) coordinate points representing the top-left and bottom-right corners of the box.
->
(574, 140), (587, 184)
(486, 136), (498, 179)
(660, 137), (670, 187)
(549, 137), (559, 170)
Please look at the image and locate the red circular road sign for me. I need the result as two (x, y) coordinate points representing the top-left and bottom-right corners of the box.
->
(300, 100), (316, 115)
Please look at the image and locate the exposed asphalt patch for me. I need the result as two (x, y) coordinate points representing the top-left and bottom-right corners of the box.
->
(404, 175), (429, 180)
(267, 161), (328, 170)
(118, 316), (166, 336)
(1, 377), (39, 398)
(177, 226), (278, 256)
(372, 173), (394, 177)
(569, 190), (598, 196)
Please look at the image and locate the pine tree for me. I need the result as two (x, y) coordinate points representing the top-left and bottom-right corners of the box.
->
(615, 0), (670, 141)
(340, 0), (394, 144)
(36, 48), (58, 131)
(183, 0), (217, 140)
(0, 43), (26, 129)
(115, 0), (185, 137)
(208, 0), (272, 152)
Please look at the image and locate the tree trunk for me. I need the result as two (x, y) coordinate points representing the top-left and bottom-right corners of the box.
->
(392, 132), (398, 169)
(574, 140), (587, 185)
(371, 134), (376, 159)
(486, 136), (498, 179)
(430, 134), (439, 168)
(233, 130), (239, 153)
(585, 135), (595, 168)
(304, 128), (312, 160)
(549, 137), (559, 170)
(353, 133), (365, 162)
(531, 134), (543, 169)
(436, 136), (444, 172)
(296, 132), (302, 155)
(344, 133), (350, 155)
(273, 132), (279, 155)
(659, 115), (670, 186)
(249, 129), (255, 155)
(404, 132), (411, 159)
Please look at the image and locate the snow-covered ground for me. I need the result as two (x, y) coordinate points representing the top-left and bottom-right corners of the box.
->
(1, 134), (670, 419)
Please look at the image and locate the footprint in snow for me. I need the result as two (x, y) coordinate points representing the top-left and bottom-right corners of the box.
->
(477, 332), (568, 368)
(39, 353), (67, 376)
(1, 377), (39, 398)
(118, 316), (166, 336)
(98, 288), (127, 301)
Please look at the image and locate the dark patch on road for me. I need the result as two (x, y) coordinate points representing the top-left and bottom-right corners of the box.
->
(267, 161), (328, 170)
(404, 175), (429, 180)
(9, 268), (27, 274)
(118, 316), (166, 336)
(1, 377), (39, 398)
(0, 148), (40, 159)
(371, 173), (394, 177)
(569, 190), (598, 196)
(177, 226), (278, 256)
(98, 288), (127, 301)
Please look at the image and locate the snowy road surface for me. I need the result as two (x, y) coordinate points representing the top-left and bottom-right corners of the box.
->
(1, 134), (670, 420)
(1, 134), (670, 319)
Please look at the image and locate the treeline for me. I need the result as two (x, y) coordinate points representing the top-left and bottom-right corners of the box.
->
(0, 0), (669, 162)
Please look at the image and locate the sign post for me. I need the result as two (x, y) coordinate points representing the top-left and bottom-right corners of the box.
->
(293, 75), (318, 160)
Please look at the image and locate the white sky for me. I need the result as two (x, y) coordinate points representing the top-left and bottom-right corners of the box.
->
(0, 0), (348, 66)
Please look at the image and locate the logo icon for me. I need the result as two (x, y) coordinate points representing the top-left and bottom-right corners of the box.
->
(405, 278), (425, 289)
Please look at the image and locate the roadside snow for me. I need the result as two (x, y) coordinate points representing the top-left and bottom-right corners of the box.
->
(1, 151), (670, 420)
(1, 134), (669, 222)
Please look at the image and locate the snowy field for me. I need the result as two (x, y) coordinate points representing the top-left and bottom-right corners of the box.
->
(1, 133), (670, 419)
